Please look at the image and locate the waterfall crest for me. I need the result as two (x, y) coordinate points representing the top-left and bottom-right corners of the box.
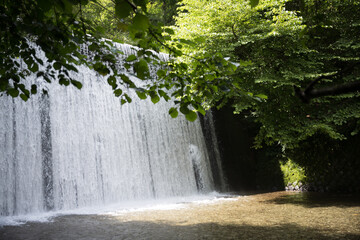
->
(0, 43), (224, 216)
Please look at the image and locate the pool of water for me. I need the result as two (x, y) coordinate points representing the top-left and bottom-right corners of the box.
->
(1, 191), (359, 239)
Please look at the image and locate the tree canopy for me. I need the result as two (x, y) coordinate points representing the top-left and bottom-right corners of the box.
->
(1, 0), (359, 150)
(173, 0), (360, 148)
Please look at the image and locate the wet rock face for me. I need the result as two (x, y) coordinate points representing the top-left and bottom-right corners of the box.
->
(212, 106), (284, 192)
(285, 182), (309, 192)
(285, 180), (360, 193)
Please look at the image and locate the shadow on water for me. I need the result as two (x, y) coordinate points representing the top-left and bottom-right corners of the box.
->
(1, 191), (359, 240)
(1, 214), (359, 240)
(261, 192), (360, 208)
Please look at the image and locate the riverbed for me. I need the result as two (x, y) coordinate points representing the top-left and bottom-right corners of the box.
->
(1, 191), (359, 239)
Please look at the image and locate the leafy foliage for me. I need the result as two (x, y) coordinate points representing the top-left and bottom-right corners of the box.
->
(1, 0), (239, 122)
(1, 0), (130, 103)
(280, 159), (307, 186)
(286, 133), (360, 192)
(174, 0), (360, 147)
(2, 0), (359, 146)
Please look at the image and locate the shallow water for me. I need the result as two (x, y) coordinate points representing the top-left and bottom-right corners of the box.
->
(1, 191), (359, 240)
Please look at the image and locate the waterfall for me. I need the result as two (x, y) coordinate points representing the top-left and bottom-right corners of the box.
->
(199, 112), (228, 191)
(0, 43), (225, 217)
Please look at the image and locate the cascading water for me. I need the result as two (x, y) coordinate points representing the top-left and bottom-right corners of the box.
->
(0, 43), (225, 217)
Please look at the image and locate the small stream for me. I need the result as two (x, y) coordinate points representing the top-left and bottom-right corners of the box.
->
(1, 191), (359, 240)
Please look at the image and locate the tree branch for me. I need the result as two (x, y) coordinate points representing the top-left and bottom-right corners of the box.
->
(230, 23), (238, 41)
(121, 0), (137, 11)
(295, 62), (360, 102)
(295, 81), (360, 102)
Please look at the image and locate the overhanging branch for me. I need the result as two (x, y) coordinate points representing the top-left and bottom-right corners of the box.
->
(294, 62), (360, 102)
(295, 81), (360, 103)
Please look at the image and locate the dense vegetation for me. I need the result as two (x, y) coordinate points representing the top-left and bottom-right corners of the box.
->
(172, 0), (360, 192)
(1, 0), (359, 191)
(174, 0), (360, 147)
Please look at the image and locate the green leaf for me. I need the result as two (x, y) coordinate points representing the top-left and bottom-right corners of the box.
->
(132, 13), (150, 31)
(255, 94), (268, 100)
(136, 90), (147, 99)
(31, 84), (37, 95)
(116, 22), (128, 31)
(133, 59), (150, 79)
(29, 62), (39, 72)
(93, 62), (110, 76)
(150, 91), (160, 104)
(8, 88), (19, 98)
(36, 72), (45, 78)
(125, 54), (137, 62)
(158, 89), (167, 98)
(158, 89), (170, 101)
(115, 0), (133, 19)
(228, 63), (237, 72)
(124, 94), (132, 103)
(18, 84), (28, 95)
(35, 57), (44, 65)
(53, 62), (62, 70)
(88, 43), (99, 51)
(124, 63), (131, 70)
(180, 105), (190, 114)
(133, 0), (147, 10)
(60, 0), (73, 13)
(169, 107), (178, 118)
(107, 76), (116, 87)
(239, 60), (252, 67)
(156, 69), (166, 78)
(250, 0), (259, 8)
(64, 64), (78, 73)
(37, 0), (52, 11)
(44, 76), (51, 83)
(151, 94), (160, 104)
(178, 38), (196, 46)
(185, 111), (198, 122)
(196, 105), (206, 116)
(120, 74), (136, 88)
(20, 93), (28, 101)
(71, 80), (83, 89)
(59, 77), (70, 86)
(114, 88), (123, 97)
(164, 28), (175, 35)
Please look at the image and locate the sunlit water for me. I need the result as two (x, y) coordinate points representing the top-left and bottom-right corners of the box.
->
(1, 191), (359, 240)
